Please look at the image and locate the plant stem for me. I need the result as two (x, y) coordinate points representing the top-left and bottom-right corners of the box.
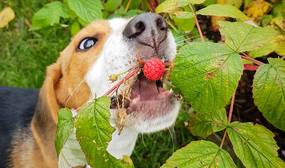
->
(220, 89), (237, 148)
(228, 89), (236, 123)
(189, 4), (205, 42)
(124, 0), (132, 13)
(241, 54), (264, 66)
(104, 67), (141, 96)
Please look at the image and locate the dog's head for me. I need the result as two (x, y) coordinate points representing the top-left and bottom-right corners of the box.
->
(42, 13), (180, 158)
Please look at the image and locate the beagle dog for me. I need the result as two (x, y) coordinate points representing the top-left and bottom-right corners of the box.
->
(0, 13), (180, 168)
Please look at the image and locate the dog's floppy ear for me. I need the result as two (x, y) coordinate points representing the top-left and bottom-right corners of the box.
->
(39, 61), (62, 123)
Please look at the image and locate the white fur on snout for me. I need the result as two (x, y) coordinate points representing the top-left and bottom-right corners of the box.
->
(85, 18), (136, 98)
(85, 17), (179, 159)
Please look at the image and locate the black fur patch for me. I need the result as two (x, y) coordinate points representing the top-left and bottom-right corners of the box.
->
(0, 87), (38, 168)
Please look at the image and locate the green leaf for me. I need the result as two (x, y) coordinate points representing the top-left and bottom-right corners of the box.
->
(173, 16), (195, 32)
(67, 0), (103, 23)
(31, 1), (70, 30)
(171, 42), (243, 113)
(156, 0), (189, 13)
(75, 96), (133, 168)
(161, 140), (237, 168)
(219, 21), (279, 52)
(70, 21), (81, 36)
(253, 58), (285, 131)
(189, 108), (227, 138)
(250, 35), (285, 58)
(55, 108), (73, 155)
(105, 0), (122, 12)
(227, 122), (285, 168)
(58, 131), (87, 168)
(197, 4), (248, 21)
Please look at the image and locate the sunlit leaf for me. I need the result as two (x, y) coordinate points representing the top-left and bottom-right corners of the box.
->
(171, 42), (243, 113)
(219, 21), (279, 52)
(253, 58), (285, 131)
(250, 35), (285, 58)
(55, 108), (74, 155)
(31, 1), (70, 30)
(189, 0), (206, 4)
(75, 96), (133, 168)
(197, 4), (248, 21)
(156, 0), (189, 13)
(0, 7), (15, 28)
(67, 0), (103, 23)
(161, 140), (237, 168)
(227, 122), (285, 167)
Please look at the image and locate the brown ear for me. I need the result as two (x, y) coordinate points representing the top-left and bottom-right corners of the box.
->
(39, 62), (62, 123)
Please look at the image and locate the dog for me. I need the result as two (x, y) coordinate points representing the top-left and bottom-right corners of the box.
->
(0, 13), (180, 168)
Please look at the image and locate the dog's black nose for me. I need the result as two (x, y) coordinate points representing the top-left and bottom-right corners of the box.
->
(123, 13), (168, 48)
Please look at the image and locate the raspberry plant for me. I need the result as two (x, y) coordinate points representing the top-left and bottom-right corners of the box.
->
(31, 0), (285, 167)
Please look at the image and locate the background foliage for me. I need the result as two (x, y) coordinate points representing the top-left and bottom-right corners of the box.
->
(1, 0), (285, 167)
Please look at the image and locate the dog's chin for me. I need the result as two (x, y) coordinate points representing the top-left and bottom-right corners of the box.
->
(110, 75), (180, 133)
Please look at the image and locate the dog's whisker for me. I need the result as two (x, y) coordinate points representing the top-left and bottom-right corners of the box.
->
(168, 127), (177, 152)
(64, 79), (86, 106)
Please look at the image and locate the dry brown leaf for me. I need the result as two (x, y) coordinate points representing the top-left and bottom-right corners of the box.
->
(0, 7), (15, 28)
(245, 0), (271, 20)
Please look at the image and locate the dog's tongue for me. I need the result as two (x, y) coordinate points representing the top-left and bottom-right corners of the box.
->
(131, 77), (159, 100)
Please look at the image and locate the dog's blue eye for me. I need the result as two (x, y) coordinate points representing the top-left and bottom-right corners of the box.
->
(78, 37), (97, 50)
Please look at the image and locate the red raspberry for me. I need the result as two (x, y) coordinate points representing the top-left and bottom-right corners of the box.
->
(143, 58), (165, 81)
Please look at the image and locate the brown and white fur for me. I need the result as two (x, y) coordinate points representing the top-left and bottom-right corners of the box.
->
(1, 13), (180, 167)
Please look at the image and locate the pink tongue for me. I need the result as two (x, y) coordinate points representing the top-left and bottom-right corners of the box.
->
(131, 77), (159, 100)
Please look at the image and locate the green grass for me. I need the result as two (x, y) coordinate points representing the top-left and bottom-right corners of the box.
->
(0, 1), (193, 167)
(0, 0), (70, 88)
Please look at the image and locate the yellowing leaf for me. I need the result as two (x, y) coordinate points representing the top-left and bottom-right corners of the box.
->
(244, 0), (271, 19)
(155, 0), (189, 13)
(162, 140), (237, 168)
(197, 4), (248, 21)
(0, 7), (15, 28)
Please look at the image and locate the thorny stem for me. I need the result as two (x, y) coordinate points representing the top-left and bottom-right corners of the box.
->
(241, 53), (264, 66)
(189, 4), (205, 42)
(220, 89), (237, 148)
(104, 67), (141, 96)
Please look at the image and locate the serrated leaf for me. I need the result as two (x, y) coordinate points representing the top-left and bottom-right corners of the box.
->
(67, 0), (103, 23)
(253, 58), (285, 131)
(171, 42), (243, 113)
(197, 4), (248, 21)
(58, 131), (87, 168)
(189, 108), (227, 138)
(227, 122), (285, 168)
(0, 7), (15, 28)
(156, 0), (189, 13)
(55, 108), (73, 155)
(219, 21), (279, 52)
(75, 96), (133, 168)
(161, 140), (237, 168)
(31, 1), (70, 30)
(250, 35), (285, 58)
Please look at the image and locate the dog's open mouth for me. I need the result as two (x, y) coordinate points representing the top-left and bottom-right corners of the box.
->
(111, 73), (176, 120)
